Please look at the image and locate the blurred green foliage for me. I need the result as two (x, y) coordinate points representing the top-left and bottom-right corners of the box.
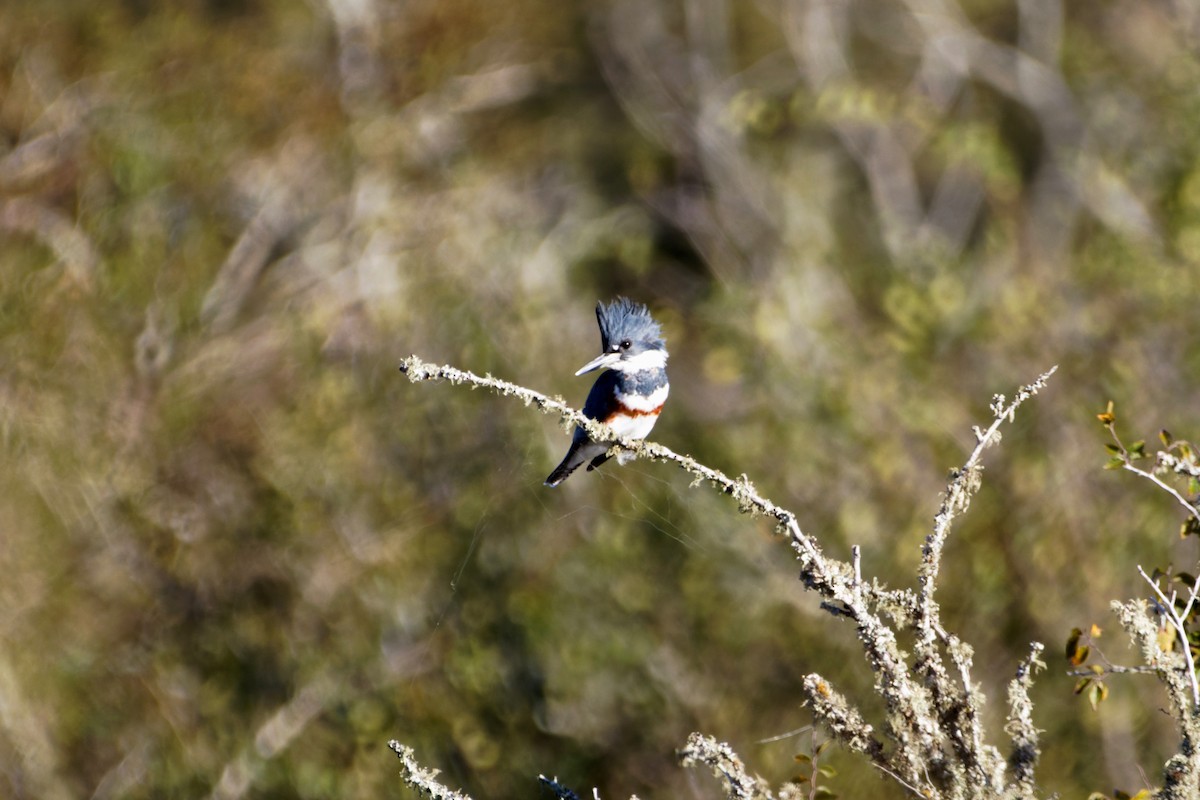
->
(1, 0), (1198, 797)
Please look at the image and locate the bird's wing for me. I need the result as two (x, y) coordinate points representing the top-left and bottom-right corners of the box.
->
(580, 370), (620, 424)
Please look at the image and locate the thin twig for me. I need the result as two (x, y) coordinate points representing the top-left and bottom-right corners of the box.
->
(1179, 572), (1200, 628)
(869, 761), (928, 798)
(920, 366), (1059, 608)
(755, 725), (812, 744)
(1103, 425), (1200, 523)
(1123, 462), (1200, 523)
(1137, 566), (1200, 708)
(1065, 663), (1159, 676)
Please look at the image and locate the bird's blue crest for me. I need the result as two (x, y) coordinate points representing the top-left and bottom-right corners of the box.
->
(595, 297), (665, 351)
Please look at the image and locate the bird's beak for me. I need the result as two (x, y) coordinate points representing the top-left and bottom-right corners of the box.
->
(575, 351), (621, 376)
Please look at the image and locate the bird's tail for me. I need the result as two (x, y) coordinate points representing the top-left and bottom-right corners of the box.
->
(545, 440), (608, 487)
(544, 456), (582, 488)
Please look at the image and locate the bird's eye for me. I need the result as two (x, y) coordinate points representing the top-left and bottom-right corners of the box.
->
(620, 339), (632, 350)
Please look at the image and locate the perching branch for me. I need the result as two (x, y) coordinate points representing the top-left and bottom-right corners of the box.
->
(398, 356), (798, 525)
(397, 356), (1058, 799)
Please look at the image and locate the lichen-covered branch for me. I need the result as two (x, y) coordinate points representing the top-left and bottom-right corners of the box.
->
(909, 367), (1058, 792)
(802, 675), (886, 763)
(1004, 643), (1045, 798)
(398, 356), (799, 526)
(1111, 600), (1200, 800)
(1158, 451), (1200, 482)
(389, 741), (475, 800)
(1137, 567), (1200, 708)
(920, 368), (1058, 603)
(398, 356), (1058, 798)
(677, 733), (774, 800)
(400, 355), (938, 782)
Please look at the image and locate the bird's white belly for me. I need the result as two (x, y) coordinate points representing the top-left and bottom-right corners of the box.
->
(608, 412), (660, 441)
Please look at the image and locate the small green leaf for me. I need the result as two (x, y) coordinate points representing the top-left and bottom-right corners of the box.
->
(1189, 478), (1200, 496)
(1074, 677), (1092, 694)
(794, 753), (812, 765)
(1104, 456), (1125, 470)
(1104, 443), (1122, 455)
(1088, 681), (1108, 710)
(813, 788), (838, 800)
(818, 765), (837, 778)
(1161, 429), (1174, 446)
(814, 740), (832, 757)
(1086, 793), (1111, 800)
(1130, 440), (1147, 460)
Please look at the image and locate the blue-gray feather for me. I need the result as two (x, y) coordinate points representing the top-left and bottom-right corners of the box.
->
(596, 298), (665, 353)
(543, 372), (619, 486)
(618, 368), (667, 395)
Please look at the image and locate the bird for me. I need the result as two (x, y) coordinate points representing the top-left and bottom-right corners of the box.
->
(545, 298), (669, 487)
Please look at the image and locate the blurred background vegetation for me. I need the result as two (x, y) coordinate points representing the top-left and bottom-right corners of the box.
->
(1, 0), (1198, 797)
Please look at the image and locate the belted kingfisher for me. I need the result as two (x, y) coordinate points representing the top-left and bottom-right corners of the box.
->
(544, 298), (669, 487)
